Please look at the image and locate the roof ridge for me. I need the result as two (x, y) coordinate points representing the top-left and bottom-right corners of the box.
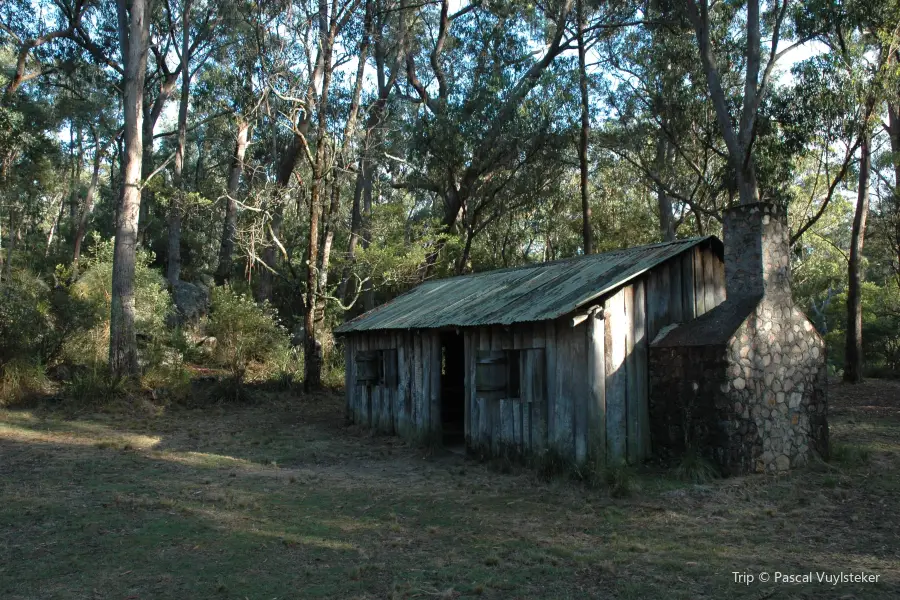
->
(420, 236), (711, 284)
(335, 235), (719, 334)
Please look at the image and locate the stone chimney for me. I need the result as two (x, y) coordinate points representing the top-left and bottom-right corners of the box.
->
(723, 202), (792, 305)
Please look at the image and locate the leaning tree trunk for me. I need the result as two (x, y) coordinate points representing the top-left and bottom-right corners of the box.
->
(844, 130), (870, 383)
(215, 120), (250, 285)
(655, 131), (675, 241)
(167, 0), (193, 285)
(73, 138), (105, 268)
(109, 0), (150, 378)
(576, 0), (592, 255)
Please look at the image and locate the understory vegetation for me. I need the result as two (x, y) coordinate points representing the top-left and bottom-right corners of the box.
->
(0, 238), (304, 409)
(2, 0), (900, 394)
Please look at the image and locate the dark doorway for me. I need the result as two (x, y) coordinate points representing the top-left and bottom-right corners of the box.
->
(440, 331), (466, 448)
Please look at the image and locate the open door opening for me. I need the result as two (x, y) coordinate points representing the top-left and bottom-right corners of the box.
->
(440, 331), (466, 450)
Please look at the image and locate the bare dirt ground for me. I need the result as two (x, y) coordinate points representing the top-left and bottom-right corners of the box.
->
(1, 379), (899, 599)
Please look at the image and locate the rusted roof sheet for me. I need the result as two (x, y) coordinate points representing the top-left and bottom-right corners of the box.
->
(335, 236), (720, 333)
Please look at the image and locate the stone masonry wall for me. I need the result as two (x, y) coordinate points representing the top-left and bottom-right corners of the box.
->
(649, 202), (828, 474)
(724, 303), (829, 473)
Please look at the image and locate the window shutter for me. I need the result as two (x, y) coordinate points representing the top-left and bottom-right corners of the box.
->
(475, 351), (508, 400)
(355, 350), (379, 384)
(381, 349), (398, 387)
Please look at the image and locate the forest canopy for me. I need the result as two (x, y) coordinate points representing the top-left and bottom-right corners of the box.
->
(1, 0), (899, 397)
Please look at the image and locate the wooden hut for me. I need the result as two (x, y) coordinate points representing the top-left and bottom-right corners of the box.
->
(335, 237), (725, 465)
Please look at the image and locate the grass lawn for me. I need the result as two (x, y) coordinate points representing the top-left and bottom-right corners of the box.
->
(1, 379), (899, 599)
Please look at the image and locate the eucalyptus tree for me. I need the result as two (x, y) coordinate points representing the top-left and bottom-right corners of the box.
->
(397, 0), (582, 270)
(109, 0), (150, 377)
(677, 0), (817, 205)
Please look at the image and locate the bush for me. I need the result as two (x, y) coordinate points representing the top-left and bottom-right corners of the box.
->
(0, 359), (50, 407)
(64, 236), (173, 369)
(673, 448), (721, 483)
(206, 286), (291, 388)
(0, 270), (55, 366)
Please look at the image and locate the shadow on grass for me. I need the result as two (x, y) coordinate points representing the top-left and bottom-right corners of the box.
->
(1, 380), (900, 599)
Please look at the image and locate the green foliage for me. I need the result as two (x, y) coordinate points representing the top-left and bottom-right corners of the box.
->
(64, 236), (173, 368)
(0, 270), (55, 366)
(829, 442), (871, 466)
(821, 281), (900, 375)
(206, 286), (291, 386)
(673, 448), (721, 484)
(0, 359), (49, 407)
(66, 368), (135, 407)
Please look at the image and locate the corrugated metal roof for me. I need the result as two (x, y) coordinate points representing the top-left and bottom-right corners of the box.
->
(335, 236), (720, 334)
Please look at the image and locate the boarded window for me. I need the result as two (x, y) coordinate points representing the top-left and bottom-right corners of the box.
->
(355, 349), (398, 388)
(355, 350), (379, 384)
(475, 350), (521, 400)
(380, 349), (398, 387)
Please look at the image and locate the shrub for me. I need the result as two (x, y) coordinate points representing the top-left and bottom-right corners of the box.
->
(64, 236), (173, 369)
(673, 448), (721, 483)
(0, 359), (50, 407)
(0, 270), (55, 366)
(206, 286), (290, 387)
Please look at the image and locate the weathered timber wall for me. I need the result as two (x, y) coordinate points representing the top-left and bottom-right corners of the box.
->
(345, 330), (442, 439)
(344, 240), (726, 467)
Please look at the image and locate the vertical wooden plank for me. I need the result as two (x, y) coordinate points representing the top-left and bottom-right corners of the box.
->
(702, 248), (716, 314)
(529, 348), (547, 456)
(512, 399), (522, 455)
(574, 321), (588, 464)
(630, 280), (649, 460)
(361, 335), (371, 427)
(413, 333), (423, 430)
(430, 332), (442, 437)
(669, 258), (684, 323)
(681, 252), (695, 321)
(714, 252), (726, 305)
(344, 337), (352, 419)
(463, 330), (472, 446)
(605, 289), (627, 463)
(520, 325), (533, 350)
(473, 327), (493, 453)
(692, 247), (704, 316)
(397, 334), (408, 435)
(421, 333), (431, 436)
(520, 351), (532, 454)
(646, 264), (670, 342)
(529, 324), (545, 348)
(587, 311), (606, 463)
(624, 285), (639, 462)
(540, 321), (555, 456)
(557, 323), (583, 462)
(490, 327), (502, 457)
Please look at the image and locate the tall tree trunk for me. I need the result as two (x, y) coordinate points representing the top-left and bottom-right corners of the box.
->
(304, 138), (326, 391)
(46, 194), (65, 257)
(576, 0), (592, 254)
(167, 0), (193, 285)
(888, 102), (900, 276)
(74, 136), (107, 268)
(2, 211), (16, 281)
(215, 120), (250, 285)
(844, 131), (870, 383)
(109, 0), (150, 378)
(303, 0), (337, 392)
(655, 131), (675, 241)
